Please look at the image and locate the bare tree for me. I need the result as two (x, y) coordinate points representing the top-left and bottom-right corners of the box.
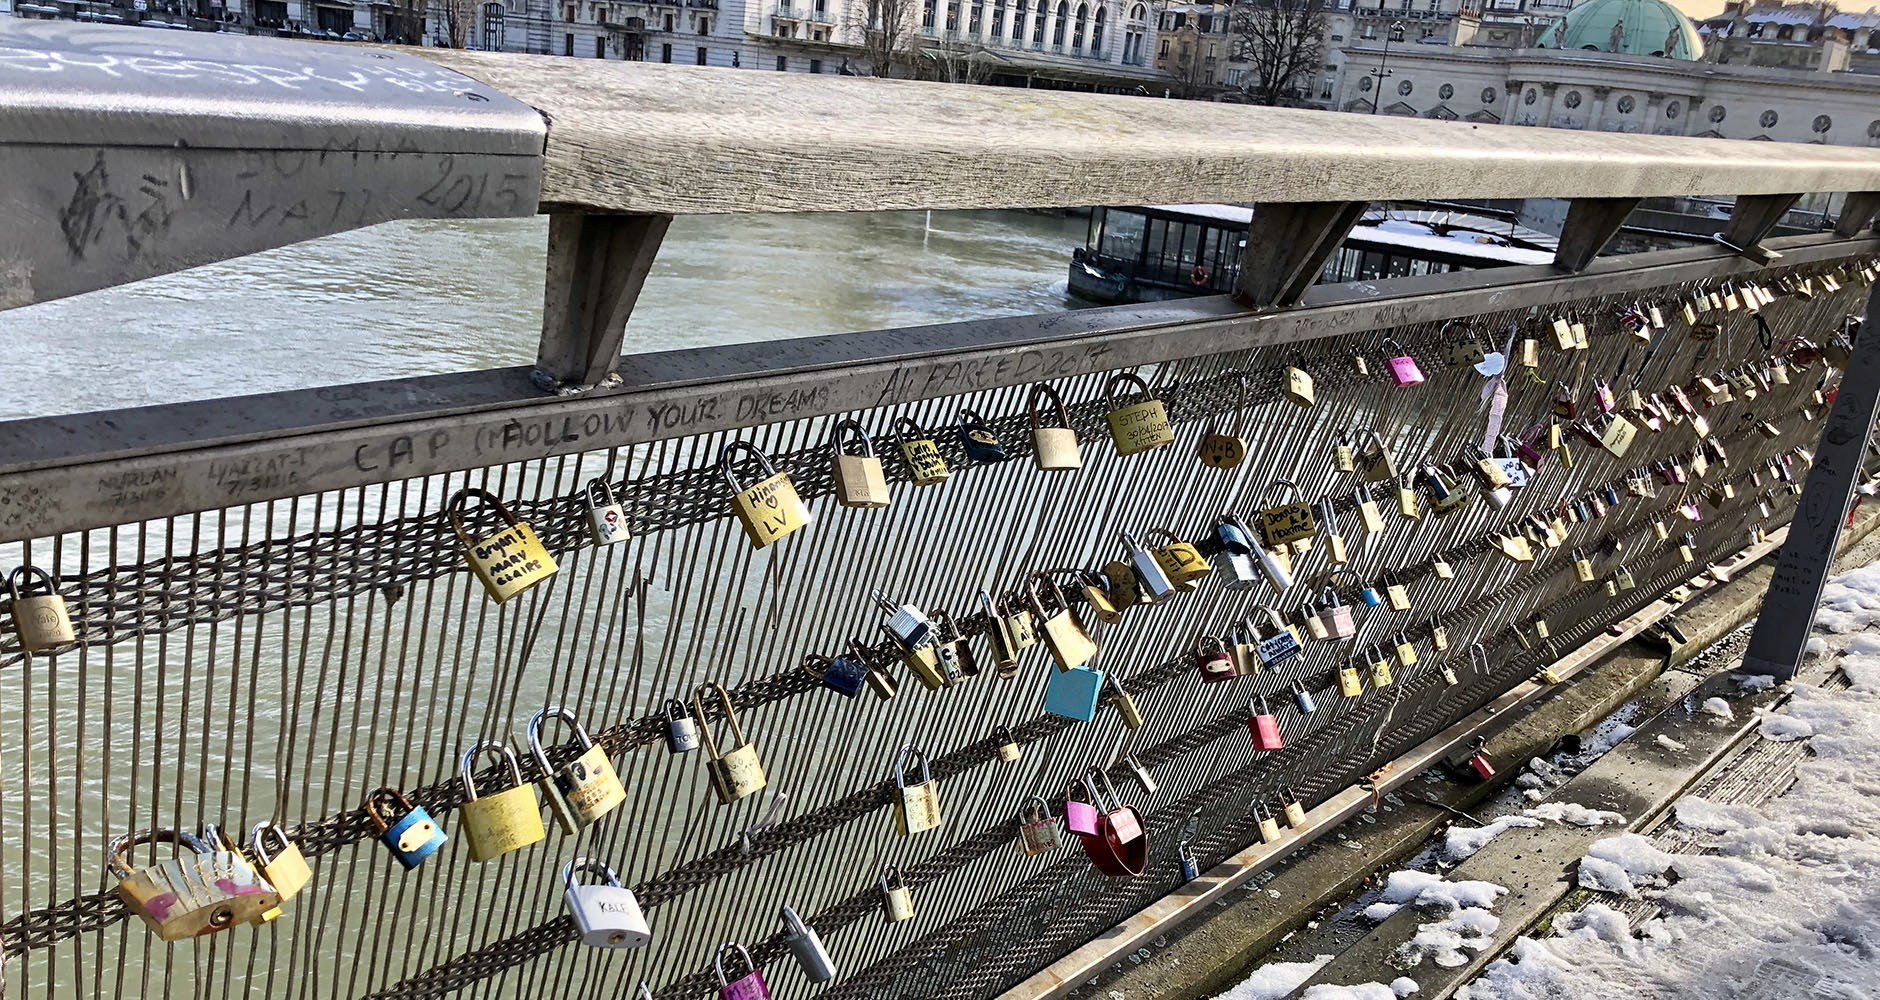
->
(441, 0), (474, 46)
(923, 39), (995, 83)
(847, 0), (922, 76)
(388, 0), (427, 42)
(1230, 0), (1328, 106)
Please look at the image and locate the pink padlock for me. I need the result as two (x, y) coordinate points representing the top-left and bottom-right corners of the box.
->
(1064, 776), (1101, 836)
(1384, 338), (1425, 387)
(716, 942), (771, 1000)
(1249, 696), (1283, 750)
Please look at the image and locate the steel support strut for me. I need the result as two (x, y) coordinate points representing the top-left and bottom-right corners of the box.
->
(1554, 198), (1642, 273)
(1717, 192), (1802, 265)
(1742, 276), (1880, 679)
(1836, 192), (1880, 239)
(533, 212), (672, 395)
(1234, 201), (1367, 310)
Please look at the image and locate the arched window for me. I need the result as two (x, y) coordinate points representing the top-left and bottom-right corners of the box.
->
(1052, 0), (1067, 45)
(1013, 0), (1026, 40)
(992, 0), (1007, 39)
(480, 2), (503, 50)
(1129, 2), (1144, 20)
(1071, 2), (1087, 49)
(1032, 1), (1045, 43)
(1091, 5), (1105, 51)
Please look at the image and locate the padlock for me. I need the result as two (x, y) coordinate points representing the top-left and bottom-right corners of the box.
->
(1298, 600), (1330, 641)
(1465, 737), (1496, 780)
(1384, 339), (1425, 387)
(1431, 625), (1448, 651)
(1217, 517), (1265, 589)
(804, 651), (866, 699)
(931, 609), (976, 682)
(1355, 574), (1383, 608)
(1394, 631), (1418, 667)
(1678, 532), (1696, 563)
(1366, 644), (1394, 687)
(1550, 316), (1576, 351)
(663, 697), (701, 753)
(1178, 839), (1201, 881)
(895, 415), (952, 485)
(1336, 661), (1365, 698)
(529, 706), (626, 835)
(1385, 574), (1411, 612)
(1335, 431), (1357, 473)
(1080, 569), (1125, 623)
(715, 942), (771, 1000)
(447, 488), (559, 604)
(781, 904), (837, 981)
(1104, 371), (1175, 456)
(1519, 335), (1541, 368)
(721, 441), (810, 549)
(1106, 673), (1144, 729)
(872, 587), (934, 652)
(365, 786), (447, 870)
(1248, 696), (1283, 750)
(1358, 428), (1399, 483)
(880, 863), (916, 922)
(1256, 480), (1317, 548)
(1538, 665), (1563, 685)
(1441, 660), (1459, 685)
(1469, 444), (1511, 490)
(1149, 529), (1211, 592)
(458, 741), (546, 863)
(1352, 352), (1370, 376)
(1319, 588), (1356, 639)
(893, 744), (943, 836)
(5, 565), (74, 652)
(958, 407), (1008, 463)
(1432, 555), (1455, 580)
(1468, 642), (1491, 677)
(1121, 530), (1177, 600)
(1028, 382), (1083, 471)
(1018, 795), (1063, 855)
(1198, 373), (1249, 469)
(994, 724), (1022, 762)
(1497, 532), (1534, 563)
(1064, 777), (1102, 836)
(1084, 768), (1147, 877)
(1598, 413), (1638, 458)
(1251, 606), (1303, 669)
(1122, 752), (1158, 794)
(1292, 681), (1317, 715)
(1285, 357), (1316, 408)
(1552, 381), (1578, 420)
(1315, 498), (1349, 566)
(695, 682), (767, 804)
(1252, 802), (1282, 845)
(585, 477), (631, 547)
(564, 858), (650, 949)
(1397, 477), (1421, 520)
(981, 589), (1022, 678)
(830, 419), (891, 509)
(109, 829), (280, 941)
(1044, 665), (1106, 722)
(1533, 618), (1550, 639)
(1194, 635), (1236, 684)
(1512, 624), (1534, 651)
(247, 821), (311, 922)
(1356, 485), (1385, 534)
(1000, 591), (1039, 652)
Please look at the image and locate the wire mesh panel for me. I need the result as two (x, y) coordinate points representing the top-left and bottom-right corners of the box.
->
(0, 250), (1872, 1000)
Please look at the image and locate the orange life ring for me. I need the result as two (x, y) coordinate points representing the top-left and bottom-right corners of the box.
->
(1190, 265), (1209, 286)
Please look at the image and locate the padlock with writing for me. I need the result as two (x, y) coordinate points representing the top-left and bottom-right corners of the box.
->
(1248, 696), (1283, 750)
(1336, 659), (1365, 698)
(1335, 430), (1357, 473)
(1431, 624), (1448, 651)
(873, 587), (934, 652)
(1253, 801), (1282, 844)
(247, 821), (311, 923)
(1432, 554), (1455, 580)
(564, 858), (650, 949)
(880, 862), (916, 922)
(1194, 634), (1236, 684)
(782, 904), (837, 981)
(958, 407), (1007, 463)
(1394, 631), (1418, 667)
(1018, 795), (1063, 855)
(1384, 338), (1425, 386)
(932, 608), (976, 682)
(110, 828), (279, 941)
(1384, 573), (1411, 612)
(1000, 591), (1039, 651)
(1085, 767), (1147, 877)
(1149, 529), (1211, 592)
(1319, 587), (1356, 639)
(1044, 664), (1106, 721)
(1298, 599), (1330, 641)
(1198, 372), (1249, 469)
(1356, 484), (1386, 534)
(895, 415), (952, 485)
(1028, 381), (1083, 471)
(715, 942), (771, 1000)
(695, 681), (767, 804)
(1104, 372), (1175, 455)
(1279, 787), (1308, 827)
(830, 419), (891, 509)
(5, 565), (74, 652)
(459, 741), (546, 863)
(1256, 480), (1317, 548)
(1366, 643), (1394, 687)
(530, 706), (626, 835)
(1106, 673), (1144, 729)
(892, 744), (943, 835)
(994, 724), (1022, 762)
(365, 786), (447, 870)
(1179, 839), (1201, 881)
(664, 697), (701, 753)
(1397, 474), (1421, 520)
(1120, 530), (1177, 599)
(721, 442), (810, 549)
(1465, 736), (1496, 780)
(1285, 355), (1316, 408)
(448, 488), (559, 604)
(804, 651), (867, 699)
(1251, 606), (1303, 669)
(585, 477), (631, 547)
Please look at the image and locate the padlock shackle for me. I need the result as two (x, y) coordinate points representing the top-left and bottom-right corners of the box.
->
(692, 682), (748, 759)
(1087, 764), (1123, 812)
(584, 476), (618, 510)
(780, 903), (814, 941)
(106, 828), (209, 879)
(892, 415), (931, 441)
(445, 487), (521, 546)
(1027, 381), (1073, 430)
(830, 418), (877, 458)
(250, 820), (292, 865)
(663, 697), (689, 722)
(1103, 371), (1153, 407)
(459, 740), (525, 799)
(958, 407), (995, 434)
(527, 705), (595, 773)
(4, 565), (58, 601)
(1021, 794), (1053, 823)
(363, 786), (415, 833)
(800, 652), (834, 681)
(1026, 571), (1068, 619)
(1261, 478), (1298, 503)
(564, 856), (624, 890)
(879, 861), (905, 892)
(718, 441), (775, 493)
(714, 942), (757, 985)
(894, 743), (931, 788)
(1468, 642), (1490, 672)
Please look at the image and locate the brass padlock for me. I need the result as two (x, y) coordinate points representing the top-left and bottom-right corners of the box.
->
(981, 589), (1022, 678)
(110, 828), (280, 941)
(1280, 787), (1307, 828)
(1284, 357), (1315, 408)
(1079, 570), (1124, 624)
(1335, 431), (1357, 473)
(1550, 316), (1576, 351)
(695, 682), (767, 804)
(1198, 372), (1249, 469)
(895, 415), (951, 486)
(1000, 591), (1039, 651)
(893, 743), (943, 836)
(1336, 661), (1364, 698)
(529, 706), (627, 835)
(1148, 529), (1211, 592)
(1106, 673), (1144, 729)
(1431, 625), (1449, 652)
(1028, 382), (1083, 471)
(246, 821), (311, 924)
(721, 441), (811, 549)
(1257, 479), (1317, 548)
(830, 419), (891, 509)
(931, 609), (978, 681)
(1366, 644), (1394, 687)
(1103, 371), (1174, 456)
(6, 565), (74, 652)
(447, 488), (559, 604)
(880, 863), (915, 922)
(1357, 428), (1397, 483)
(1317, 498), (1349, 566)
(459, 741), (547, 863)
(994, 724), (1022, 762)
(1356, 485), (1386, 535)
(1031, 572), (1097, 671)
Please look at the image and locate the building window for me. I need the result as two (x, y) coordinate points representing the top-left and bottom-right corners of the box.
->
(992, 0), (1006, 36)
(661, 41), (672, 60)
(922, 0), (935, 27)
(1053, 1), (1067, 44)
(481, 2), (504, 49)
(1072, 2), (1086, 47)
(596, 36), (606, 55)
(1013, 0), (1026, 39)
(945, 0), (958, 30)
(1813, 114), (1832, 133)
(1206, 40), (1215, 57)
(1159, 37), (1170, 56)
(1198, 12), (1210, 30)
(1033, 5), (1046, 42)
(810, 57), (822, 72)
(1091, 6), (1104, 50)
(1438, 83), (1452, 99)
(696, 45), (707, 62)
(1129, 1), (1143, 20)
(698, 16), (709, 30)
(1480, 86), (1496, 104)
(969, 1), (982, 33)
(774, 23), (789, 34)
(777, 55), (787, 69)
(564, 32), (574, 54)
(1759, 108), (1778, 128)
(564, 4), (574, 21)
(663, 13), (673, 29)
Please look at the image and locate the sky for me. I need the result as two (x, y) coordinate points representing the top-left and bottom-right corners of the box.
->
(1668, 0), (1725, 16)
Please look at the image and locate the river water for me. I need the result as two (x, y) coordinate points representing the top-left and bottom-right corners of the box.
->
(0, 209), (1087, 420)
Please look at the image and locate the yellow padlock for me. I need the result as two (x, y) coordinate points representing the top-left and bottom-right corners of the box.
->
(1031, 572), (1097, 670)
(1257, 479), (1317, 548)
(1198, 372), (1250, 469)
(895, 415), (952, 486)
(6, 565), (75, 652)
(722, 440), (811, 549)
(110, 828), (280, 941)
(247, 821), (312, 924)
(447, 488), (558, 605)
(830, 419), (891, 509)
(893, 743), (943, 836)
(459, 742), (547, 863)
(1103, 371), (1174, 456)
(1148, 529), (1211, 592)
(1028, 382), (1084, 471)
(696, 681), (767, 804)
(529, 706), (627, 835)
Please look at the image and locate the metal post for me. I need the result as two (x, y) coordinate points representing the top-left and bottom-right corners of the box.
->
(1741, 276), (1880, 679)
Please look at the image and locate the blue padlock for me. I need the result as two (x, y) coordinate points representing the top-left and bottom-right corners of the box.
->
(1358, 582), (1383, 608)
(804, 652), (867, 698)
(1178, 840), (1200, 881)
(958, 409), (1008, 463)
(366, 786), (448, 870)
(1291, 681), (1317, 715)
(1044, 665), (1105, 722)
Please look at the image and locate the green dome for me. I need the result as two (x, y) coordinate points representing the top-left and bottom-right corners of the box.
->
(1534, 0), (1704, 60)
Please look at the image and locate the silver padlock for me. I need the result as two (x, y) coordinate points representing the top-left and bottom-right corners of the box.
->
(780, 904), (837, 982)
(1120, 530), (1176, 599)
(563, 858), (650, 949)
(1122, 753), (1157, 795)
(663, 697), (699, 754)
(893, 744), (942, 836)
(585, 477), (631, 547)
(880, 863), (915, 923)
(872, 588), (933, 650)
(1178, 839), (1200, 881)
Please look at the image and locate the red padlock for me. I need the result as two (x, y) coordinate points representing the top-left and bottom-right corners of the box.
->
(1249, 696), (1283, 751)
(1194, 635), (1236, 684)
(1465, 736), (1495, 780)
(1078, 767), (1146, 877)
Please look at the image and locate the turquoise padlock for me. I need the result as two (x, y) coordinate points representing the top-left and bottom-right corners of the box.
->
(1044, 666), (1106, 722)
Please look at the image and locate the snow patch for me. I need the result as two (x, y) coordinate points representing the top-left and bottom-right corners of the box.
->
(1654, 734), (1687, 752)
(1299, 985), (1400, 1000)
(1758, 713), (1814, 741)
(1217, 954), (1333, 1000)
(1698, 697), (1735, 722)
(1443, 816), (1544, 862)
(1673, 796), (1760, 834)
(1400, 906), (1501, 968)
(1378, 870), (1508, 912)
(1733, 672), (1776, 692)
(1524, 802), (1627, 827)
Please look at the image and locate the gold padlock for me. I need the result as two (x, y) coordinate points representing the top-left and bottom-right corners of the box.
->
(1337, 663), (1364, 698)
(830, 419), (891, 509)
(880, 863), (916, 923)
(1257, 479), (1317, 548)
(247, 821), (312, 922)
(110, 828), (280, 941)
(1280, 787), (1307, 827)
(1148, 529), (1211, 592)
(892, 743), (943, 836)
(1431, 625), (1449, 652)
(721, 441), (811, 549)
(459, 741), (547, 863)
(893, 415), (951, 486)
(1103, 371), (1174, 456)
(529, 706), (627, 835)
(1367, 645), (1394, 687)
(695, 682), (767, 804)
(1028, 382), (1083, 471)
(1079, 569), (1124, 624)
(1284, 358), (1315, 408)
(1105, 673), (1144, 729)
(1000, 592), (1039, 651)
(447, 488), (559, 604)
(1198, 372), (1249, 469)
(1356, 485), (1386, 534)
(1357, 428), (1398, 483)
(6, 565), (75, 652)
(1030, 572), (1097, 670)
(981, 589), (1022, 678)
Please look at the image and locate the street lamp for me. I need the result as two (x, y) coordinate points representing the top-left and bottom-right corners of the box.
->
(1367, 20), (1406, 114)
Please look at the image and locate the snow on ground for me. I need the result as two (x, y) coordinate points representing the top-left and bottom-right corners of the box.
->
(1216, 954), (1333, 1000)
(1442, 816), (1544, 863)
(1696, 696), (1734, 721)
(1458, 564), (1880, 1000)
(1523, 802), (1626, 827)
